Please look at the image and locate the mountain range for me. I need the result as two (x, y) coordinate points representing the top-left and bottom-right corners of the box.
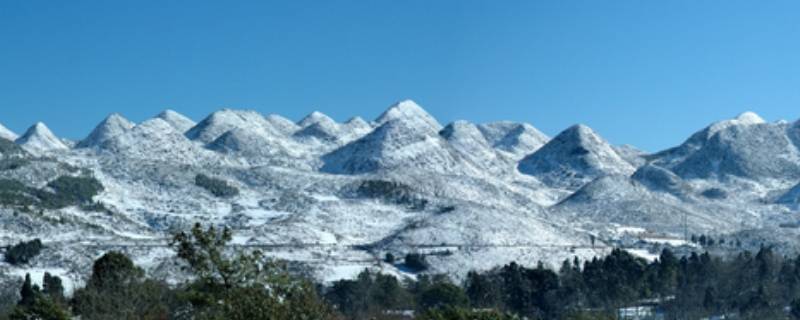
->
(1, 100), (800, 293)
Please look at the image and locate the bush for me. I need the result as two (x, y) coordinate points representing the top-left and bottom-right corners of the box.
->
(354, 180), (428, 210)
(5, 239), (43, 265)
(419, 282), (469, 311)
(404, 253), (429, 272)
(195, 174), (239, 198)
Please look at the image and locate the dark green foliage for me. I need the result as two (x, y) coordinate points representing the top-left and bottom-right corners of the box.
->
(325, 270), (412, 318)
(10, 273), (70, 320)
(0, 138), (24, 155)
(404, 253), (429, 272)
(419, 282), (469, 311)
(42, 273), (65, 304)
(0, 175), (103, 209)
(353, 180), (428, 210)
(419, 306), (520, 320)
(791, 299), (800, 319)
(195, 174), (239, 198)
(172, 223), (333, 319)
(385, 252), (396, 263)
(4, 239), (43, 265)
(0, 179), (38, 207)
(71, 251), (175, 320)
(40, 175), (104, 208)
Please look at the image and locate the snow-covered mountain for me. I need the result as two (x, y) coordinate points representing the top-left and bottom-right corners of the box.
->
(76, 113), (135, 148)
(649, 112), (800, 181)
(15, 122), (69, 155)
(518, 124), (635, 189)
(320, 101), (460, 174)
(4, 103), (800, 291)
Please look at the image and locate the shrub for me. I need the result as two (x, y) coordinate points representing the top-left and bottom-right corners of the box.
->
(404, 253), (429, 272)
(5, 239), (43, 265)
(354, 180), (428, 210)
(195, 174), (239, 198)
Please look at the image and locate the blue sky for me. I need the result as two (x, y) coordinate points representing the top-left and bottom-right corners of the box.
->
(1, 1), (800, 151)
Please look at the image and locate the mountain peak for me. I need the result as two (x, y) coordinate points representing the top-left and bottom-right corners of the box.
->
(77, 113), (135, 148)
(518, 124), (634, 188)
(477, 121), (549, 160)
(734, 111), (765, 125)
(186, 109), (272, 143)
(375, 99), (442, 131)
(16, 122), (69, 154)
(321, 118), (461, 174)
(0, 123), (18, 141)
(156, 109), (196, 133)
(298, 111), (336, 128)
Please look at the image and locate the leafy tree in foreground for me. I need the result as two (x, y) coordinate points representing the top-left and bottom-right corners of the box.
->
(9, 273), (70, 320)
(172, 222), (333, 320)
(71, 251), (175, 320)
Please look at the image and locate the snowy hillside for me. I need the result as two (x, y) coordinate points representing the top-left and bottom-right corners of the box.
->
(3, 104), (800, 291)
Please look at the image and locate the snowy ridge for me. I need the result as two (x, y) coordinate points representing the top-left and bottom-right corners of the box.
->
(375, 100), (443, 132)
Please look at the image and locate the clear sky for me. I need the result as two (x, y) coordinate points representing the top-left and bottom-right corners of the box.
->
(2, 1), (800, 151)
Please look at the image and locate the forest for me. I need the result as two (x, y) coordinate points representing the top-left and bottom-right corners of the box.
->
(2, 224), (800, 320)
